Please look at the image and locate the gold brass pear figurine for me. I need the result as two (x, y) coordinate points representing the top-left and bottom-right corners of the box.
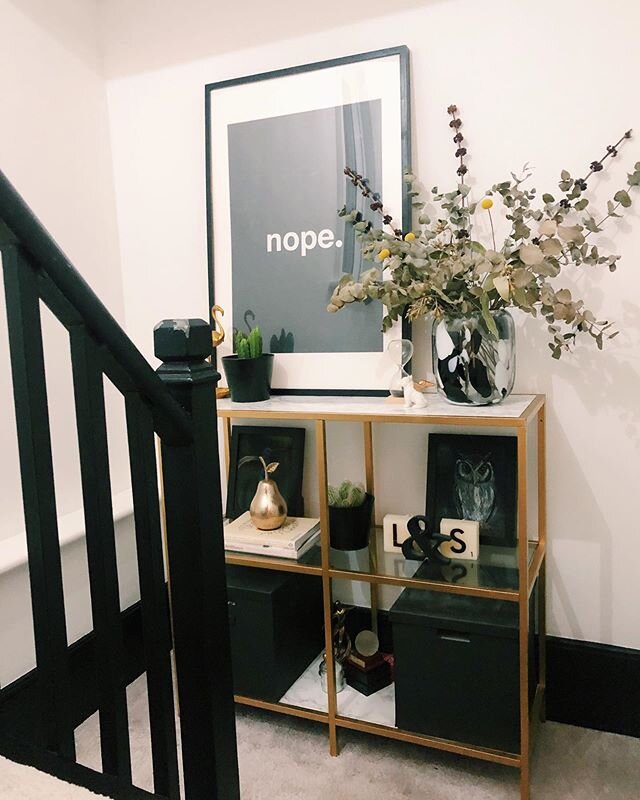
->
(248, 456), (287, 530)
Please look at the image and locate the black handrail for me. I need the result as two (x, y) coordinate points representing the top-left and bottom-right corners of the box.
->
(1, 169), (239, 800)
(0, 169), (192, 444)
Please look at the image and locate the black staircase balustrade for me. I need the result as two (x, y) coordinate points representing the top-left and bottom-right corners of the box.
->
(155, 319), (240, 800)
(0, 167), (240, 800)
(2, 245), (76, 760)
(69, 326), (133, 783)
(125, 391), (180, 800)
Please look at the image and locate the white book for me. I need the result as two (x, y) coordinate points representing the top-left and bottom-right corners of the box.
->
(224, 529), (320, 560)
(224, 512), (320, 552)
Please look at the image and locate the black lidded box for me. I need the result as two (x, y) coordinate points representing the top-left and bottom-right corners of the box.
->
(226, 565), (324, 703)
(390, 587), (535, 753)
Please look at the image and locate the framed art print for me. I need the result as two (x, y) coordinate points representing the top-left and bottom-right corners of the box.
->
(205, 46), (411, 394)
(225, 425), (306, 520)
(425, 434), (518, 548)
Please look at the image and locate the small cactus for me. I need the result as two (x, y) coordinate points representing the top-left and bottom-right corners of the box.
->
(248, 326), (263, 358)
(236, 336), (250, 359)
(328, 480), (366, 508)
(234, 327), (263, 358)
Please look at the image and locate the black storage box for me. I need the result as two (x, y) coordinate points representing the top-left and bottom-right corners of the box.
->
(226, 565), (324, 702)
(390, 586), (535, 753)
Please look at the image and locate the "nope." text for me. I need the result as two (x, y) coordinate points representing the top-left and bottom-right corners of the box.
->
(266, 228), (343, 257)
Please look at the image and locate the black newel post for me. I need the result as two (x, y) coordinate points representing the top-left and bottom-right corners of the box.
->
(154, 318), (240, 800)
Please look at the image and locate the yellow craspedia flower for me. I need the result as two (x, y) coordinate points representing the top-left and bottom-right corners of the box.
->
(404, 232), (416, 241)
(378, 248), (391, 260)
(481, 197), (494, 210)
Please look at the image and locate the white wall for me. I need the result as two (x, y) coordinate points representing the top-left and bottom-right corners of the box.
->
(0, 507), (140, 686)
(0, 0), (138, 682)
(103, 0), (640, 651)
(0, 0), (131, 538)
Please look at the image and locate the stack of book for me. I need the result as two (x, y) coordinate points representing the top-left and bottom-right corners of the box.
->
(224, 512), (320, 560)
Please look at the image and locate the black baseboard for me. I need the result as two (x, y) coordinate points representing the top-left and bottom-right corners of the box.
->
(346, 606), (639, 739)
(0, 732), (157, 800)
(0, 600), (149, 742)
(2, 598), (637, 763)
(546, 636), (640, 738)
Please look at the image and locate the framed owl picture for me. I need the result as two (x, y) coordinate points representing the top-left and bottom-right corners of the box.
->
(425, 434), (517, 548)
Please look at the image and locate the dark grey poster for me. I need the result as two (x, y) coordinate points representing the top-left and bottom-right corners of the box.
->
(227, 100), (383, 354)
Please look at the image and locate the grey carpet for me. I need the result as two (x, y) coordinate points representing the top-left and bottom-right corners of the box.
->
(4, 675), (638, 798)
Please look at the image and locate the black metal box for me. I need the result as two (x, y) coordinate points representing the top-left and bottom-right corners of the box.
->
(226, 565), (324, 702)
(390, 587), (534, 753)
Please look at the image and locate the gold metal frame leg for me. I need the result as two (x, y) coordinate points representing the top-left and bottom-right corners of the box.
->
(520, 762), (530, 800)
(537, 406), (547, 726)
(363, 421), (379, 634)
(517, 426), (530, 800)
(315, 420), (339, 756)
(539, 561), (547, 724)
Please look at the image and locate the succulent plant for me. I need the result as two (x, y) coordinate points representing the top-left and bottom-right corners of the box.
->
(234, 326), (263, 359)
(328, 480), (366, 508)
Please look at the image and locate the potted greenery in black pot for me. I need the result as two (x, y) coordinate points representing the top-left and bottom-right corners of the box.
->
(222, 327), (274, 402)
(328, 481), (374, 551)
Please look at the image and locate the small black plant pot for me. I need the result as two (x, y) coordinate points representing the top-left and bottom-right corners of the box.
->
(222, 353), (274, 403)
(329, 493), (374, 551)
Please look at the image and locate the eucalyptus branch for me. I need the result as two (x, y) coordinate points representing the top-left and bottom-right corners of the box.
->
(447, 104), (468, 188)
(343, 166), (402, 237)
(330, 105), (636, 359)
(584, 129), (632, 183)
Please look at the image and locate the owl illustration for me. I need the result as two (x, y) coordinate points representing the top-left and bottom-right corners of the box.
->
(454, 454), (496, 523)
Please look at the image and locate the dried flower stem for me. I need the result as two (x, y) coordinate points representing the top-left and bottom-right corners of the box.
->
(585, 130), (632, 181)
(447, 104), (468, 191)
(343, 166), (402, 237)
(487, 208), (497, 250)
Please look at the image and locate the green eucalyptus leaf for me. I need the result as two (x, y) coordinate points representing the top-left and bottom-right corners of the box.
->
(584, 217), (602, 233)
(614, 190), (632, 208)
(480, 292), (499, 338)
(627, 171), (640, 187)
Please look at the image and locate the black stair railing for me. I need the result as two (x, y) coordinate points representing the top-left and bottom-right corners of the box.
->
(0, 169), (240, 800)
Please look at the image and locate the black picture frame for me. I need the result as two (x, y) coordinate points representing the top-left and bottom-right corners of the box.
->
(226, 426), (306, 520)
(205, 46), (412, 396)
(425, 434), (517, 548)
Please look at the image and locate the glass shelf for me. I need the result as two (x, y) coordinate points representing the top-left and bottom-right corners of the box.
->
(225, 542), (322, 575)
(329, 529), (538, 597)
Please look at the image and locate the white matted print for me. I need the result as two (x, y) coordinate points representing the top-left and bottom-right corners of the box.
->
(206, 47), (411, 393)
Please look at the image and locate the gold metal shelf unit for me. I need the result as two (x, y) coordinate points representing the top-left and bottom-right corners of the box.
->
(218, 394), (547, 800)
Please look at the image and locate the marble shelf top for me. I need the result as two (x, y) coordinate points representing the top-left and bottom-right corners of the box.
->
(217, 393), (542, 424)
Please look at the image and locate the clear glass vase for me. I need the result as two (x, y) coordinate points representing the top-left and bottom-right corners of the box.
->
(432, 310), (516, 405)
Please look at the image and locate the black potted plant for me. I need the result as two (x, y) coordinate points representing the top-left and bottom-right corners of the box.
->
(328, 480), (374, 551)
(222, 327), (274, 402)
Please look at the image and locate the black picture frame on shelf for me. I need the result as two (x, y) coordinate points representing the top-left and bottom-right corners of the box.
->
(425, 433), (517, 548)
(226, 426), (306, 520)
(205, 46), (412, 396)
